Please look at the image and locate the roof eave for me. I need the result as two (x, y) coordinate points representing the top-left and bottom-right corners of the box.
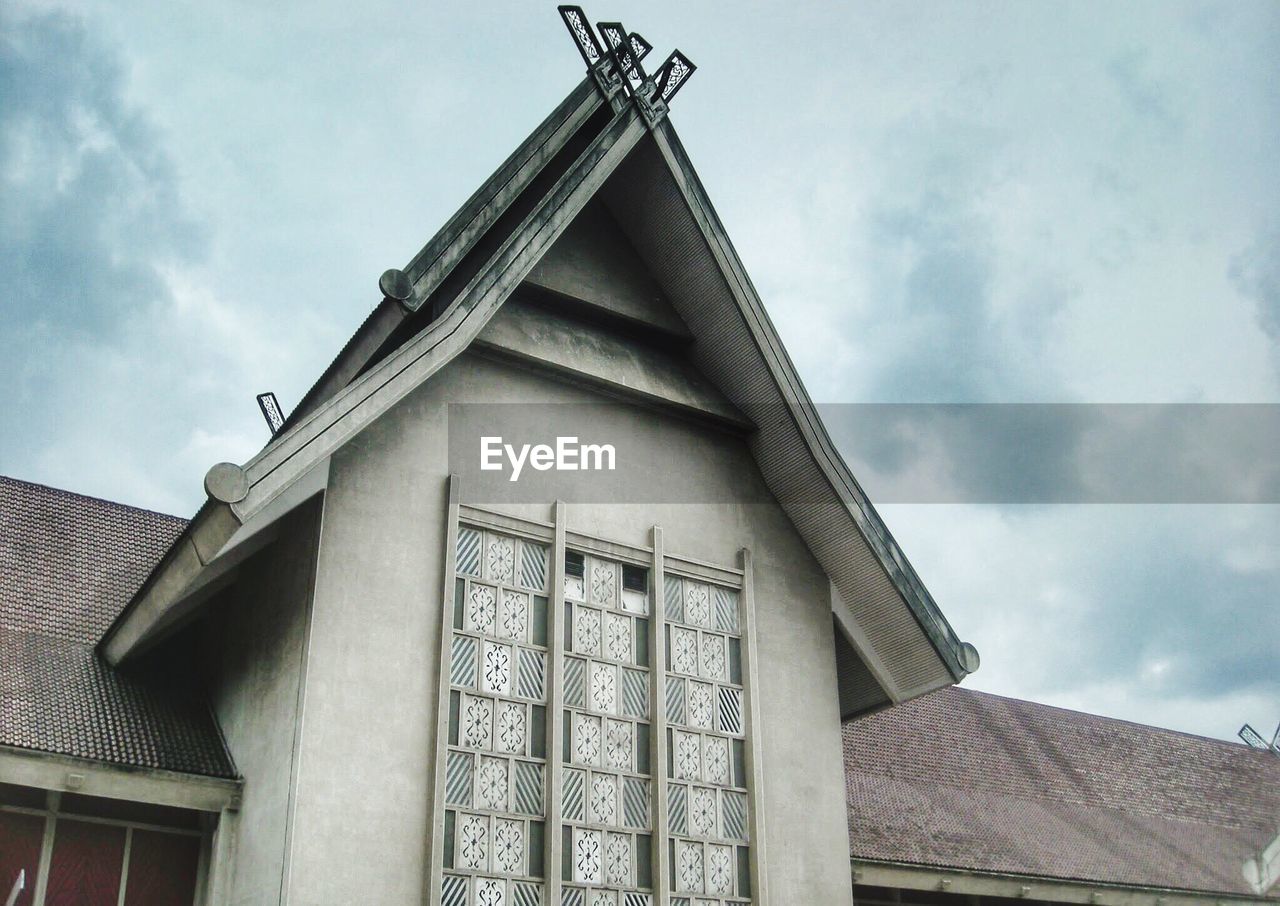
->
(644, 117), (976, 690)
(851, 858), (1280, 905)
(99, 455), (331, 665)
(0, 745), (241, 813)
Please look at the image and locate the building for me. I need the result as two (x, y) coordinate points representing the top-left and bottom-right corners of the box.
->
(0, 12), (979, 905)
(844, 687), (1280, 906)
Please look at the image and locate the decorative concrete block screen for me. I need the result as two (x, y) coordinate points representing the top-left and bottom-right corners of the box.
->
(563, 552), (654, 904)
(433, 503), (759, 906)
(443, 525), (551, 906)
(663, 575), (751, 905)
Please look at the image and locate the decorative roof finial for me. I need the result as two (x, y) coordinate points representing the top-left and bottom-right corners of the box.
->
(557, 6), (696, 124)
(256, 392), (285, 436)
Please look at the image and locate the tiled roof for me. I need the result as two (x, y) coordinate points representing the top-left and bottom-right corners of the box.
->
(844, 686), (1280, 899)
(0, 475), (235, 778)
(0, 475), (187, 643)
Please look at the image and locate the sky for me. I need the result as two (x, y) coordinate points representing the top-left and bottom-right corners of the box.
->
(1, 1), (1277, 742)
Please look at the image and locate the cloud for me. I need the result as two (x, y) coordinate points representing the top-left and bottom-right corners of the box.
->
(883, 502), (1280, 740)
(0, 8), (274, 513)
(865, 189), (1003, 402)
(0, 8), (201, 337)
(821, 403), (1280, 504)
(1105, 49), (1182, 133)
(1231, 218), (1280, 368)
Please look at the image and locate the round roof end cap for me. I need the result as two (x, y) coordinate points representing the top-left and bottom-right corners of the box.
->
(204, 462), (249, 504)
(379, 268), (413, 303)
(959, 641), (981, 675)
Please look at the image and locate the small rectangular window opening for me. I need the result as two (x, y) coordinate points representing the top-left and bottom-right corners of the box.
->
(622, 564), (648, 592)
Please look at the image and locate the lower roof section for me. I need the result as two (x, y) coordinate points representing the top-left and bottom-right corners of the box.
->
(0, 630), (235, 779)
(0, 475), (186, 644)
(0, 475), (236, 780)
(843, 686), (1280, 900)
(0, 746), (239, 814)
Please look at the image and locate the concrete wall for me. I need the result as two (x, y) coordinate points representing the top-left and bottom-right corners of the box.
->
(281, 388), (449, 904)
(199, 500), (322, 906)
(525, 199), (690, 337)
(282, 349), (853, 905)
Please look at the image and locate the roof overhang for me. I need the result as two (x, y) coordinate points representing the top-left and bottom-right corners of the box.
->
(0, 745), (241, 813)
(851, 858), (1277, 906)
(100, 459), (329, 664)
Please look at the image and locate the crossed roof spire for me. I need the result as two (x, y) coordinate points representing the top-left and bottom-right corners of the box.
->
(557, 6), (696, 121)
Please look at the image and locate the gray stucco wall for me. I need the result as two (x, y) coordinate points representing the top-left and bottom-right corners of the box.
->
(525, 198), (690, 338)
(200, 500), (322, 905)
(281, 350), (853, 905)
(282, 390), (448, 904)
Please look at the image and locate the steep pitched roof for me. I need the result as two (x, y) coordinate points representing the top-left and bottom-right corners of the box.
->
(0, 476), (235, 778)
(99, 44), (977, 711)
(843, 686), (1280, 899)
(282, 78), (608, 431)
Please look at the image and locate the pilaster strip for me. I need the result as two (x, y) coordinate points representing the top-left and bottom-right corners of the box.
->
(739, 548), (768, 904)
(650, 527), (671, 906)
(426, 474), (461, 903)
(547, 501), (569, 903)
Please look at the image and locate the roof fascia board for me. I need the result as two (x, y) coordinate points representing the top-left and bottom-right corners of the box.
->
(104, 515), (275, 663)
(403, 79), (604, 300)
(102, 107), (647, 664)
(285, 301), (409, 430)
(287, 79), (603, 428)
(220, 457), (331, 557)
(0, 745), (241, 813)
(647, 119), (969, 682)
(100, 502), (221, 665)
(851, 859), (1271, 906)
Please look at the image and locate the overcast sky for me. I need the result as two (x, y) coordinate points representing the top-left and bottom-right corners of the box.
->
(2, 1), (1276, 742)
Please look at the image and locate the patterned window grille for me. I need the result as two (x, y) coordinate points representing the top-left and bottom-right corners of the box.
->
(439, 516), (756, 906)
(444, 527), (552, 906)
(663, 575), (752, 906)
(562, 553), (654, 906)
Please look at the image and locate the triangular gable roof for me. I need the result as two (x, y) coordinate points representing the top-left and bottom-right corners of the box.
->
(99, 60), (978, 710)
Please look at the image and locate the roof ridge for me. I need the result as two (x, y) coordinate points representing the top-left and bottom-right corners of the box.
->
(0, 473), (188, 525)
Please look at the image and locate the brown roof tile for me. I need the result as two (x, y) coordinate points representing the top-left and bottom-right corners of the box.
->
(844, 686), (1280, 898)
(0, 475), (187, 644)
(0, 475), (234, 778)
